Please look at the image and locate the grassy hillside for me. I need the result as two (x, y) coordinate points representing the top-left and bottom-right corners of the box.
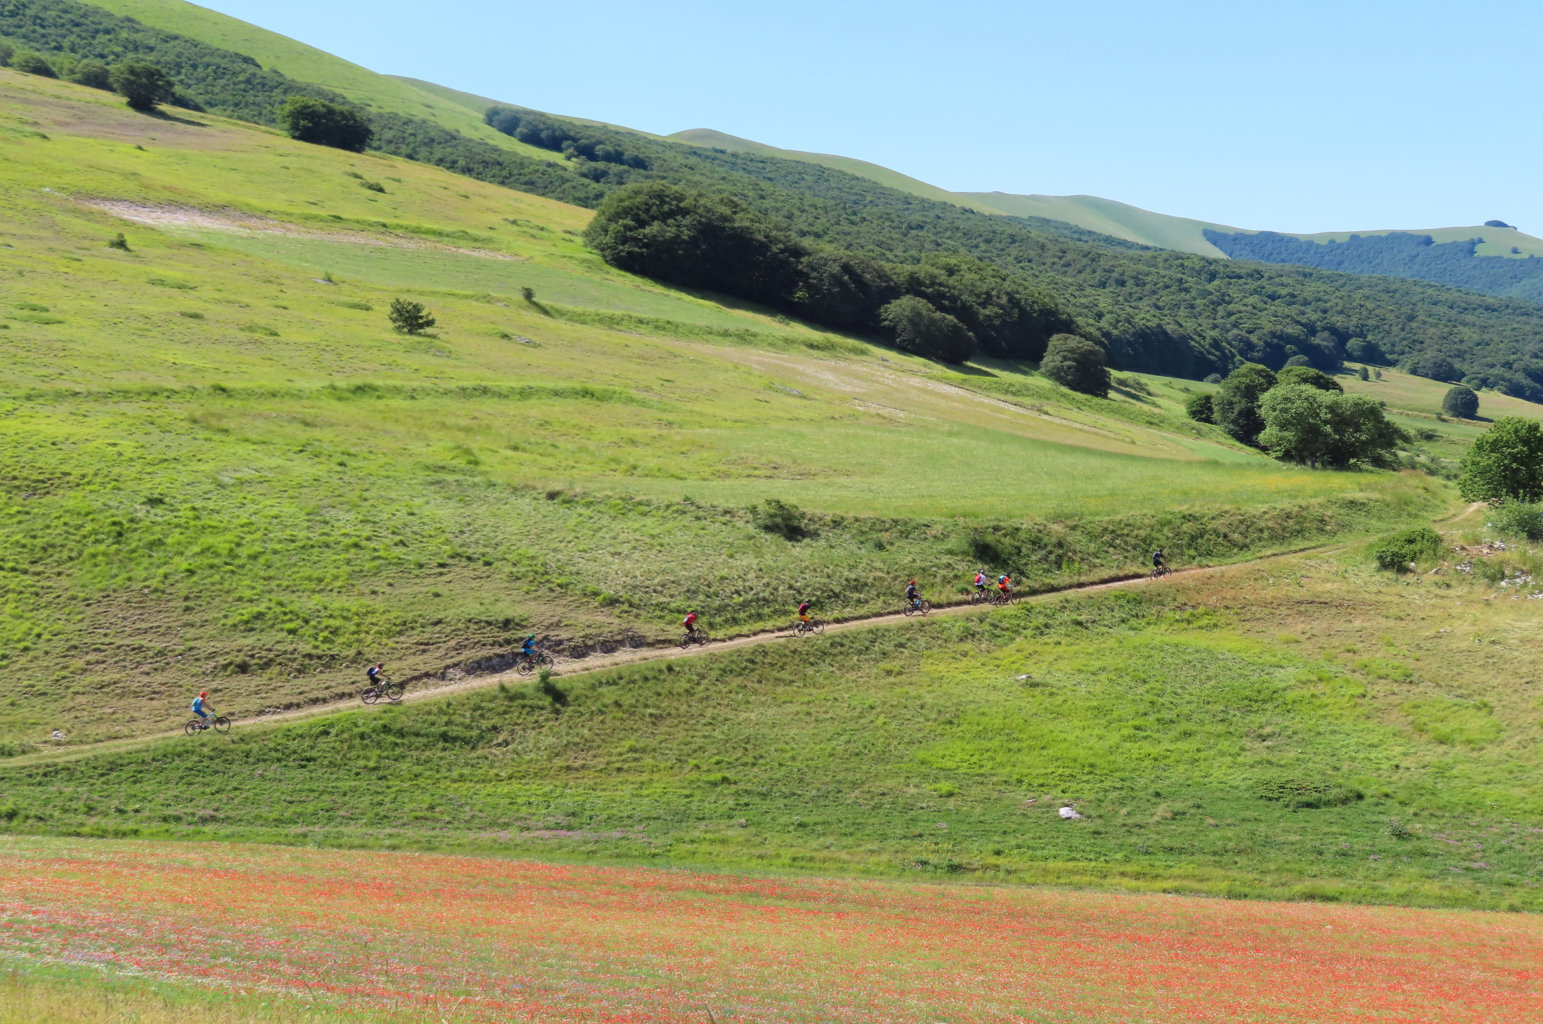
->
(0, 70), (1448, 746)
(959, 193), (1234, 256)
(80, 0), (562, 163)
(5, 546), (1541, 911)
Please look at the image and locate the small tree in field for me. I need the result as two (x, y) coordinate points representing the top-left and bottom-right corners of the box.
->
(1459, 416), (1543, 504)
(278, 97), (373, 152)
(111, 62), (176, 111)
(388, 298), (436, 335)
(1040, 333), (1109, 397)
(1442, 386), (1479, 419)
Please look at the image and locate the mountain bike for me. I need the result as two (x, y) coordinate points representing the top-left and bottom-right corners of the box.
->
(902, 597), (930, 617)
(361, 676), (406, 704)
(793, 617), (825, 637)
(184, 714), (231, 736)
(1150, 564), (1172, 579)
(679, 630), (711, 648)
(969, 588), (989, 605)
(516, 651), (555, 675)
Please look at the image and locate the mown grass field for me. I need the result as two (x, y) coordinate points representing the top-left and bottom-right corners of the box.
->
(0, 71), (1452, 747)
(5, 545), (1541, 911)
(3, 837), (1540, 1024)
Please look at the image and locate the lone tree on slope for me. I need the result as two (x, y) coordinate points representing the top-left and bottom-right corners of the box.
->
(111, 62), (177, 111)
(1039, 333), (1110, 398)
(278, 97), (373, 153)
(1442, 386), (1479, 419)
(388, 298), (436, 335)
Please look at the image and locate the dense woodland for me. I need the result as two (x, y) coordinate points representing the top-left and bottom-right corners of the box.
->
(1206, 230), (1543, 304)
(7, 0), (1543, 387)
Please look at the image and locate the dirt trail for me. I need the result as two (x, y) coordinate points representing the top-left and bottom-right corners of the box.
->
(12, 543), (1346, 766)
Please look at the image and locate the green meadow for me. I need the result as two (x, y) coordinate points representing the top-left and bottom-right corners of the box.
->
(0, 72), (1456, 747)
(4, 550), (1540, 911)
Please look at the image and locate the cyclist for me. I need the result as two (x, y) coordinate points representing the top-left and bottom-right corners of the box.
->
(973, 569), (987, 595)
(520, 634), (539, 664)
(683, 611), (700, 640)
(797, 600), (813, 628)
(904, 579), (921, 610)
(366, 662), (385, 686)
(190, 690), (215, 730)
(1153, 548), (1167, 572)
(997, 574), (1013, 599)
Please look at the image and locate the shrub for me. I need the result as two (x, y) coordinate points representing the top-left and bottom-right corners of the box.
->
(1357, 365), (1370, 381)
(111, 62), (177, 111)
(1184, 393), (1214, 424)
(10, 51), (56, 77)
(278, 97), (373, 152)
(70, 59), (113, 90)
(1486, 501), (1543, 541)
(388, 298), (436, 335)
(1371, 527), (1442, 572)
(521, 286), (536, 303)
(878, 295), (977, 364)
(1442, 386), (1479, 419)
(1459, 417), (1543, 504)
(752, 499), (807, 540)
(1203, 373), (1223, 384)
(1039, 333), (1109, 397)
(106, 233), (131, 251)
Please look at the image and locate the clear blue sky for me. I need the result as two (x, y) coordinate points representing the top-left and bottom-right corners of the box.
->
(198, 0), (1540, 235)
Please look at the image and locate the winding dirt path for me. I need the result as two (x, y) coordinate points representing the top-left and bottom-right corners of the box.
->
(12, 541), (1350, 766)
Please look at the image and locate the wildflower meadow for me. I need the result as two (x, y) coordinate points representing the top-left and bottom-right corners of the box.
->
(1, 838), (1538, 1022)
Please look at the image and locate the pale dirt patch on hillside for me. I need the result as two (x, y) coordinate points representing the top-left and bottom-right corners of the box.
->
(85, 200), (525, 261)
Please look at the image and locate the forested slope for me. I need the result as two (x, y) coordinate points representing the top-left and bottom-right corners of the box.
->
(1207, 229), (1543, 304)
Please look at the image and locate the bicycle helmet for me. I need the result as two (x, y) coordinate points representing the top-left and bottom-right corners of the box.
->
(199, 691), (208, 698)
(527, 634), (535, 640)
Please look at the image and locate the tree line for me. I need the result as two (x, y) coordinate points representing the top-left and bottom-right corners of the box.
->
(1205, 229), (1543, 305)
(582, 182), (1083, 364)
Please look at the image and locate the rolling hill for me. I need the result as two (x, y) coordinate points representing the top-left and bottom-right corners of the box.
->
(9, 0), (1543, 389)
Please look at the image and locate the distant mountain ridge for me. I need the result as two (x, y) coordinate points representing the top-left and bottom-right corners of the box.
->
(669, 128), (1543, 295)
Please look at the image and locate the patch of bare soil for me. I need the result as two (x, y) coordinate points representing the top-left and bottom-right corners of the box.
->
(85, 200), (523, 261)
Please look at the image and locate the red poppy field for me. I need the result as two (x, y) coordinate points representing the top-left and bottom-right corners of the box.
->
(1, 838), (1538, 1023)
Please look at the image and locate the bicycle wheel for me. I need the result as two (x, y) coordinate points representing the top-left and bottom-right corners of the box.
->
(812, 618), (826, 635)
(184, 720), (201, 736)
(212, 716), (231, 734)
(537, 654), (555, 669)
(516, 658), (534, 676)
(362, 686), (381, 705)
(918, 600), (931, 616)
(902, 602), (915, 617)
(382, 682), (406, 702)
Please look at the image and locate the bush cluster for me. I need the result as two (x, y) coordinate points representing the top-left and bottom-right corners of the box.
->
(1205, 363), (1402, 467)
(1371, 527), (1443, 572)
(1486, 502), (1543, 541)
(278, 97), (372, 152)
